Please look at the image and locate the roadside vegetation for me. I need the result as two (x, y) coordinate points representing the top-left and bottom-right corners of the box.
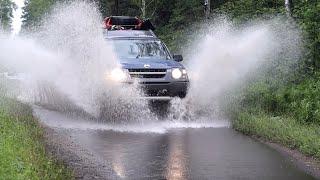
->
(0, 93), (73, 179)
(223, 0), (320, 160)
(233, 112), (320, 158)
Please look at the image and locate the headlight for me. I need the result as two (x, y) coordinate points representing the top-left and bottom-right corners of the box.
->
(172, 68), (183, 79)
(109, 68), (128, 82)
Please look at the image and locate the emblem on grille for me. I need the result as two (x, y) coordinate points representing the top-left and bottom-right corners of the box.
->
(144, 64), (150, 68)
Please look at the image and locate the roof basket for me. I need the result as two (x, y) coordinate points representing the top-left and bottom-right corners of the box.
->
(104, 16), (155, 31)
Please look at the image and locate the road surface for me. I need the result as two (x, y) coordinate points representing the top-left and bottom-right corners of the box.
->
(35, 107), (316, 180)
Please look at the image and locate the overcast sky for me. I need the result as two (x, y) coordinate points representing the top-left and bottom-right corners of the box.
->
(11, 0), (25, 35)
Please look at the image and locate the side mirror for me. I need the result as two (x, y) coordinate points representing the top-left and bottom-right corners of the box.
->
(173, 54), (183, 62)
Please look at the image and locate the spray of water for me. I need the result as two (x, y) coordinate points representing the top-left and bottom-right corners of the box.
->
(0, 2), (151, 121)
(0, 2), (302, 133)
(169, 17), (302, 122)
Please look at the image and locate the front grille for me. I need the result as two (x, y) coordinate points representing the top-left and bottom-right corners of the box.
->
(130, 74), (165, 78)
(128, 69), (166, 72)
(128, 69), (167, 78)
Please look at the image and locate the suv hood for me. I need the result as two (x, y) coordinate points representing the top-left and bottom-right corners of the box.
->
(119, 58), (184, 69)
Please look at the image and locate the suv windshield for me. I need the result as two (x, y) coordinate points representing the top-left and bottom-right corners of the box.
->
(111, 39), (171, 60)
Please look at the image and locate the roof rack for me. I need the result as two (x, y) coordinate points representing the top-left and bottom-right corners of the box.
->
(104, 16), (155, 31)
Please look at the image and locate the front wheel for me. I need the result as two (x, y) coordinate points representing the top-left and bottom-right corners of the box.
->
(148, 100), (170, 118)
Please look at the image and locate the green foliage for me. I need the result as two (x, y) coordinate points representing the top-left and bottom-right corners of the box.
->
(0, 97), (73, 179)
(293, 0), (320, 71)
(22, 0), (56, 30)
(234, 76), (320, 125)
(233, 112), (320, 159)
(217, 0), (284, 22)
(0, 0), (16, 31)
(99, 0), (140, 17)
(155, 0), (203, 52)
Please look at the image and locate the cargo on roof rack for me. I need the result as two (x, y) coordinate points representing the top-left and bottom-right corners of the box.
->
(104, 16), (155, 31)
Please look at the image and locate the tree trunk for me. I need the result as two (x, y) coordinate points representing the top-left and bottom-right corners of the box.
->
(285, 0), (293, 16)
(204, 0), (210, 19)
(141, 0), (146, 18)
(115, 0), (119, 15)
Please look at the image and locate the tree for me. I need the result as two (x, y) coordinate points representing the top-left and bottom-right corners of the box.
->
(141, 0), (145, 18)
(99, 0), (140, 17)
(22, 0), (56, 30)
(0, 0), (16, 31)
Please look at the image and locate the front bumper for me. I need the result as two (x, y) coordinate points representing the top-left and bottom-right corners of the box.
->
(139, 81), (189, 98)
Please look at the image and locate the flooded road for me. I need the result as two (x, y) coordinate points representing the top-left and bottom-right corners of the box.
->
(35, 108), (315, 180)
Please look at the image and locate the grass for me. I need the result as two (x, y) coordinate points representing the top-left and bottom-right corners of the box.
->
(233, 111), (320, 159)
(0, 97), (73, 179)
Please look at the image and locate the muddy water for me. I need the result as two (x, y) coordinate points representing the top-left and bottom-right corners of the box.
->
(35, 108), (315, 180)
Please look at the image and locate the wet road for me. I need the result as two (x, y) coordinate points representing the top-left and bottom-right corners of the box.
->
(35, 108), (316, 180)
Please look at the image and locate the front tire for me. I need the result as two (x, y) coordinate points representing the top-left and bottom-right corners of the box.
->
(148, 100), (170, 118)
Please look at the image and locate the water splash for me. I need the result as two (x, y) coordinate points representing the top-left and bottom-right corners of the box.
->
(0, 1), (302, 132)
(168, 17), (302, 121)
(0, 1), (149, 120)
(34, 106), (228, 134)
